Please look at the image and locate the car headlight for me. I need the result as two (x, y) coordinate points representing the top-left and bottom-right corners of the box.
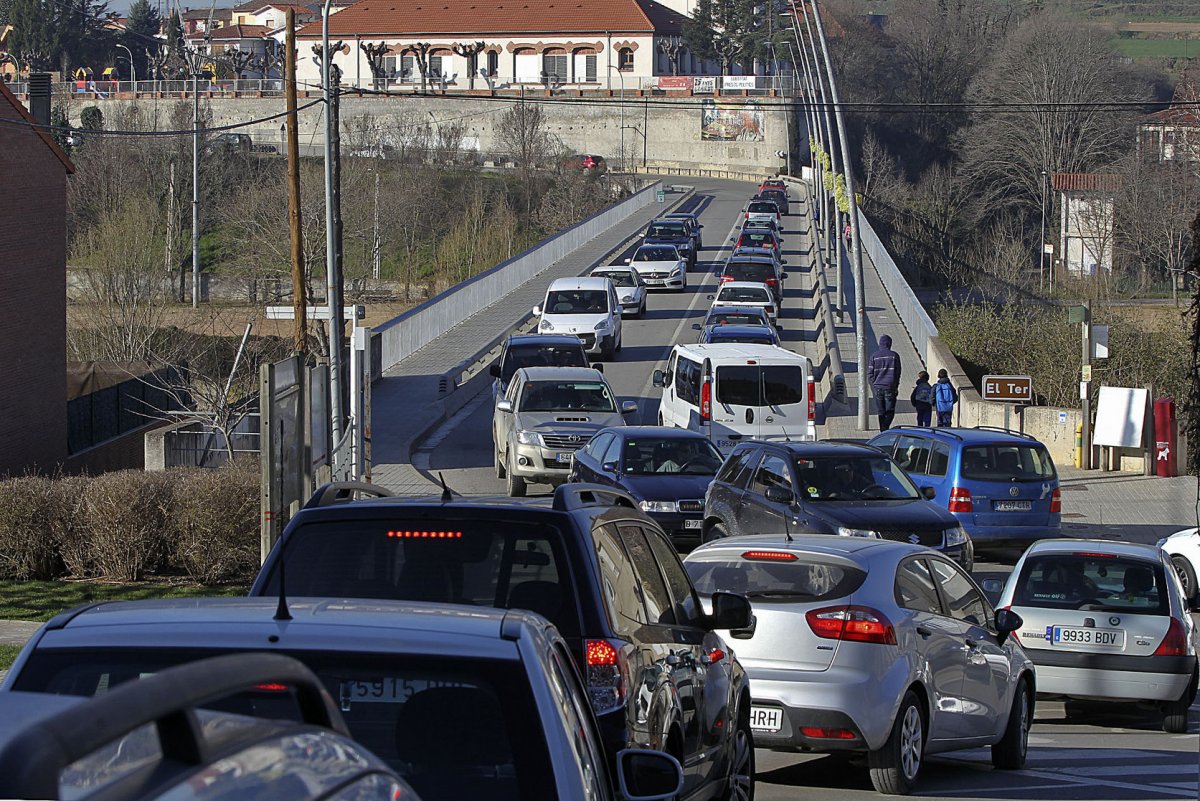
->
(640, 500), (678, 513)
(621, 294), (634, 303)
(944, 525), (968, 547)
(594, 319), (610, 331)
(516, 430), (542, 446)
(669, 267), (682, 276)
(836, 527), (880, 538)
(540, 318), (554, 331)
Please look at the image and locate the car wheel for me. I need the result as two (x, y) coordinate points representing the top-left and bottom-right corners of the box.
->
(704, 522), (728, 544)
(992, 677), (1031, 769)
(505, 456), (526, 498)
(725, 705), (754, 801)
(868, 691), (925, 795)
(1163, 666), (1197, 733)
(495, 445), (507, 479)
(1171, 555), (1197, 603)
(601, 338), (615, 361)
(615, 332), (622, 353)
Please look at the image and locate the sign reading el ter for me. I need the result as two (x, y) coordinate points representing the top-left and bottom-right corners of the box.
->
(982, 375), (1033, 403)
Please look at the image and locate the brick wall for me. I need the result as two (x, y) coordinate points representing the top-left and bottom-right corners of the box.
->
(0, 89), (69, 476)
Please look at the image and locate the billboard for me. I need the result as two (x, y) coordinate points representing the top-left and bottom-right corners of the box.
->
(657, 76), (690, 89)
(701, 100), (764, 142)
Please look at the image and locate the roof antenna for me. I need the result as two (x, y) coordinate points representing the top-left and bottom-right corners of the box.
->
(273, 538), (292, 621)
(439, 472), (455, 503)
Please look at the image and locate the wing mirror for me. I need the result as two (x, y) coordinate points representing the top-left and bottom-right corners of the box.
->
(994, 607), (1023, 644)
(531, 305), (542, 316)
(710, 591), (752, 631)
(730, 613), (757, 640)
(691, 323), (702, 331)
(763, 485), (794, 505)
(652, 370), (668, 388)
(591, 362), (604, 373)
(616, 749), (683, 801)
(496, 399), (513, 413)
(920, 486), (937, 500)
(602, 461), (618, 473)
(489, 363), (501, 378)
(621, 400), (638, 415)
(706, 294), (715, 300)
(781, 272), (789, 279)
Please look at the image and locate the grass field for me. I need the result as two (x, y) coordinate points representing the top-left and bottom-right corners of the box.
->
(1113, 38), (1199, 58)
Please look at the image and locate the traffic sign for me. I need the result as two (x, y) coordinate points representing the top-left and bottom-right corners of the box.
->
(982, 375), (1032, 403)
(655, 189), (665, 203)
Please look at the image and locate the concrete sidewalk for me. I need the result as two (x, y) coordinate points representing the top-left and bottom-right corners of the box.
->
(369, 186), (693, 496)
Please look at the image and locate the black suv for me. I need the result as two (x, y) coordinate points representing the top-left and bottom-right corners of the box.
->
(643, 218), (697, 270)
(489, 333), (593, 402)
(702, 441), (974, 567)
(251, 482), (754, 801)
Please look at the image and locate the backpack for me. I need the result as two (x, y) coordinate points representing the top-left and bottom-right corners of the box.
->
(934, 381), (955, 410)
(913, 383), (933, 405)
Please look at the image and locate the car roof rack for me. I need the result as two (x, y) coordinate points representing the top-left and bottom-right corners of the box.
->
(885, 425), (964, 441)
(822, 438), (881, 450)
(0, 653), (347, 800)
(304, 481), (395, 509)
(973, 425), (1036, 440)
(552, 483), (638, 512)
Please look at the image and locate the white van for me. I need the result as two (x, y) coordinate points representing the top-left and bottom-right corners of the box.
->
(652, 343), (816, 449)
(533, 276), (623, 360)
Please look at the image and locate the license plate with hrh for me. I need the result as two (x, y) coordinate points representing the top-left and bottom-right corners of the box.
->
(749, 706), (783, 732)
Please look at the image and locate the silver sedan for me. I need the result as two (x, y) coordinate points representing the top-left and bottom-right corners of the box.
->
(684, 534), (1034, 796)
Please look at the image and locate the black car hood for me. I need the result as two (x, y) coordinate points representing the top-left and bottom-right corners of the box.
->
(619, 473), (714, 502)
(809, 499), (956, 530)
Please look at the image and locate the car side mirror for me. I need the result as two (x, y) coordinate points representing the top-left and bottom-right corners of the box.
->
(496, 399), (513, 413)
(591, 362), (604, 373)
(730, 613), (757, 640)
(691, 323), (702, 330)
(489, 363), (501, 378)
(706, 294), (715, 300)
(652, 370), (667, 387)
(616, 749), (683, 801)
(920, 486), (936, 500)
(781, 259), (788, 264)
(602, 461), (618, 473)
(621, 400), (638, 415)
(994, 608), (1023, 643)
(532, 305), (542, 316)
(698, 224), (704, 228)
(781, 272), (789, 279)
(764, 485), (794, 505)
(710, 592), (752, 631)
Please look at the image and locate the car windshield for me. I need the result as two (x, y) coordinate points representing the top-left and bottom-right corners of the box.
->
(520, 380), (616, 413)
(502, 344), (588, 382)
(545, 289), (608, 314)
(687, 556), (865, 600)
(791, 455), (922, 501)
(259, 518), (580, 636)
(13, 648), (554, 801)
(707, 329), (776, 345)
(1013, 553), (1169, 614)
(960, 444), (1057, 482)
(621, 437), (724, 475)
(726, 263), (773, 282)
(594, 270), (637, 287)
(715, 365), (804, 407)
(634, 247), (677, 262)
(647, 222), (687, 237)
(705, 311), (767, 326)
(718, 287), (771, 303)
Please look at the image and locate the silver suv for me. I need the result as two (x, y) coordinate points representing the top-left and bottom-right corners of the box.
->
(494, 366), (636, 496)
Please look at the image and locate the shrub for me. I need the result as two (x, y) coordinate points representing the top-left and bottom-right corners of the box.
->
(70, 470), (176, 581)
(169, 460), (260, 584)
(0, 475), (83, 580)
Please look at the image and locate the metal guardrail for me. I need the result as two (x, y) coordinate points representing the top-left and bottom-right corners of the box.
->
(855, 208), (939, 364)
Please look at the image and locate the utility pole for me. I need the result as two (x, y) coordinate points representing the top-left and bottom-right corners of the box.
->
(320, 0), (347, 453)
(1039, 169), (1048, 292)
(285, 8), (306, 356)
(164, 161), (175, 278)
(372, 170), (381, 279)
(1079, 301), (1093, 470)
(191, 65), (201, 308)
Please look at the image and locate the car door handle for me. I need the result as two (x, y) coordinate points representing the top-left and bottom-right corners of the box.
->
(916, 626), (933, 638)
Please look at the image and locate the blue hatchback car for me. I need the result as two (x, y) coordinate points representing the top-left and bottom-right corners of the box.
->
(867, 426), (1061, 553)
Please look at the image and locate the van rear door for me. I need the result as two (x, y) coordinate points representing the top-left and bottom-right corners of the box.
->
(760, 363), (810, 440)
(710, 364), (761, 450)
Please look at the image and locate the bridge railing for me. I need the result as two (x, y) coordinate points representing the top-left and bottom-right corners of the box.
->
(855, 208), (938, 365)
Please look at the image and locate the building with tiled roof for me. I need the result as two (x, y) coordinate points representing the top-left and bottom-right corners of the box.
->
(290, 0), (715, 91)
(186, 24), (278, 76)
(1051, 172), (1120, 276)
(234, 3), (320, 29)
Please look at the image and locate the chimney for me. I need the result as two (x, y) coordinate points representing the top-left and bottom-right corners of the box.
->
(27, 72), (51, 128)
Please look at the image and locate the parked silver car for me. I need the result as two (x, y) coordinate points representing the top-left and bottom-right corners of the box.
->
(494, 365), (636, 496)
(684, 535), (1034, 795)
(996, 538), (1198, 733)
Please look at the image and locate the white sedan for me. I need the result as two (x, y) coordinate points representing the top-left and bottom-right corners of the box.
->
(708, 281), (778, 327)
(1159, 527), (1200, 604)
(626, 244), (687, 290)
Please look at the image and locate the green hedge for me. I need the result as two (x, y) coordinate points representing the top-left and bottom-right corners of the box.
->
(0, 462), (260, 583)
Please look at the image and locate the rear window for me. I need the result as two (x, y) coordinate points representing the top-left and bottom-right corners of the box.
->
(718, 286), (771, 303)
(647, 222), (687, 237)
(748, 202), (777, 213)
(594, 270), (637, 287)
(1013, 553), (1169, 614)
(502, 343), (587, 382)
(715, 366), (760, 405)
(706, 311), (766, 326)
(763, 366), (804, 405)
(738, 233), (776, 247)
(714, 365), (804, 407)
(259, 519), (580, 637)
(961, 444), (1056, 482)
(15, 649), (553, 801)
(708, 329), (776, 345)
(725, 262), (773, 282)
(686, 556), (865, 601)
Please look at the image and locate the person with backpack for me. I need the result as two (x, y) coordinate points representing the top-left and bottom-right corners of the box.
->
(910, 371), (933, 427)
(867, 335), (902, 431)
(934, 368), (958, 427)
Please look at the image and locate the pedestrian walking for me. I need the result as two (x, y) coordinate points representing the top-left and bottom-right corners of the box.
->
(910, 371), (933, 428)
(934, 368), (958, 427)
(867, 334), (902, 431)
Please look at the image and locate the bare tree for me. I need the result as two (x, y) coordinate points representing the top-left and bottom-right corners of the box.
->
(1115, 153), (1200, 296)
(496, 98), (556, 225)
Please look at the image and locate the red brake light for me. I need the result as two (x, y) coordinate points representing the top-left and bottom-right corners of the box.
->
(700, 381), (712, 421)
(948, 487), (972, 513)
(586, 639), (619, 666)
(742, 550), (798, 561)
(1050, 487), (1062, 513)
(806, 606), (896, 645)
(1072, 552), (1118, 558)
(765, 306), (774, 314)
(801, 727), (856, 740)
(808, 378), (816, 421)
(765, 277), (778, 286)
(707, 648), (726, 663)
(387, 530), (463, 539)
(584, 639), (627, 715)
(1154, 618), (1189, 656)
(254, 683), (290, 692)
(720, 275), (734, 283)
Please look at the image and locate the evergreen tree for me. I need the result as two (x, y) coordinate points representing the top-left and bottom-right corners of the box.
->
(6, 0), (115, 74)
(124, 0), (161, 80)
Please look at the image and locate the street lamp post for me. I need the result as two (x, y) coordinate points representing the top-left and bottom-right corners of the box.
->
(1, 53), (22, 83)
(116, 43), (136, 87)
(1039, 169), (1048, 292)
(608, 64), (625, 171)
(322, 0), (346, 455)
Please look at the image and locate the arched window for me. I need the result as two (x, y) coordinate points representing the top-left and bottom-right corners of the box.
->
(618, 47), (634, 71)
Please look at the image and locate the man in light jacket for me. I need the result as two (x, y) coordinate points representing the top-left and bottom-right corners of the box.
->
(867, 334), (902, 431)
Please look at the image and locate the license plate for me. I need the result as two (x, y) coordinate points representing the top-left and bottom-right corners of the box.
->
(1052, 626), (1124, 648)
(683, 520), (702, 529)
(717, 439), (739, 451)
(555, 452), (572, 464)
(749, 706), (783, 732)
(994, 500), (1032, 511)
(338, 679), (468, 707)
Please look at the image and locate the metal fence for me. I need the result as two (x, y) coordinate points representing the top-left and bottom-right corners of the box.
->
(67, 367), (181, 455)
(156, 413), (261, 468)
(856, 208), (939, 365)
